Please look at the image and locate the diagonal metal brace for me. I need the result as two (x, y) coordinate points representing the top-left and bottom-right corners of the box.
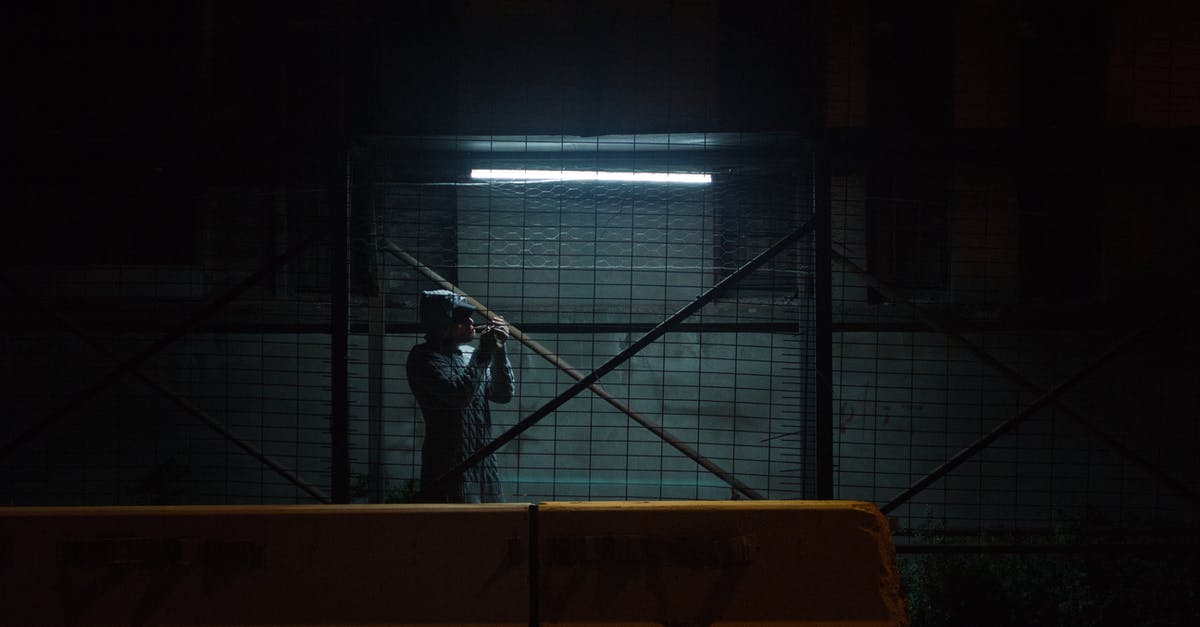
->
(879, 309), (1170, 514)
(830, 248), (1191, 513)
(417, 217), (816, 501)
(0, 231), (326, 466)
(0, 276), (331, 503)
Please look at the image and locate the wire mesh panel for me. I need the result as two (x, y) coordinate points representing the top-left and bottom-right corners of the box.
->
(359, 134), (816, 502)
(830, 158), (1200, 536)
(0, 134), (815, 506)
(1, 182), (337, 505)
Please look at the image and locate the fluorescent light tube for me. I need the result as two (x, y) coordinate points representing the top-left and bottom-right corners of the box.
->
(470, 169), (712, 184)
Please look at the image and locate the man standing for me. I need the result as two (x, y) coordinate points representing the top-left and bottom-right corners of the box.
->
(406, 290), (515, 503)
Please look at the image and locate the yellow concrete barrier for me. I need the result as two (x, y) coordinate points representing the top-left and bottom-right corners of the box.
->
(0, 504), (532, 626)
(537, 500), (906, 626)
(0, 501), (906, 626)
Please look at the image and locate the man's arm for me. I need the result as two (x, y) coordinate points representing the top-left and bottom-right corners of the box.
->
(479, 317), (516, 403)
(485, 351), (516, 403)
(407, 346), (492, 409)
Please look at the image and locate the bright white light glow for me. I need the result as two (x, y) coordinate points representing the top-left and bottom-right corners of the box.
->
(470, 169), (712, 184)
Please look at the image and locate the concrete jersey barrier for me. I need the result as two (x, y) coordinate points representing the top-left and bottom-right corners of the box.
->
(0, 500), (907, 626)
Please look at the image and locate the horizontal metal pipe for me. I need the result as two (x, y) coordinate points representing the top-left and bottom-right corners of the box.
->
(0, 321), (806, 335)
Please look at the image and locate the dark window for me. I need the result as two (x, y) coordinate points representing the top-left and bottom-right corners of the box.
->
(1019, 169), (1099, 300)
(866, 170), (949, 301)
(714, 168), (810, 295)
(867, 0), (953, 129)
(1019, 2), (1107, 129)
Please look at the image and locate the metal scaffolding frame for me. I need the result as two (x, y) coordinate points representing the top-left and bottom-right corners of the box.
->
(6, 152), (1192, 517)
(0, 143), (825, 506)
(411, 217), (818, 502)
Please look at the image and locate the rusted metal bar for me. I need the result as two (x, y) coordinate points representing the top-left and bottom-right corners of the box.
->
(0, 231), (326, 465)
(832, 249), (1198, 511)
(0, 276), (332, 502)
(415, 216), (816, 501)
(382, 239), (766, 500)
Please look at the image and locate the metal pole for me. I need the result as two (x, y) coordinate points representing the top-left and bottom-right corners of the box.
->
(367, 291), (386, 503)
(0, 231), (326, 464)
(811, 0), (834, 502)
(416, 217), (817, 501)
(0, 276), (331, 503)
(814, 150), (833, 500)
(330, 153), (351, 504)
(381, 240), (764, 500)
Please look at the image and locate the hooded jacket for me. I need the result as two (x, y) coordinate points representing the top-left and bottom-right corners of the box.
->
(406, 290), (516, 503)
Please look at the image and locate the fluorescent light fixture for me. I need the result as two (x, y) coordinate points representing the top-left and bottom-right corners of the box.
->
(470, 169), (711, 184)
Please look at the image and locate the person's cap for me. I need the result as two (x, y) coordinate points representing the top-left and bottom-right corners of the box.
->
(419, 289), (476, 330)
(450, 305), (476, 323)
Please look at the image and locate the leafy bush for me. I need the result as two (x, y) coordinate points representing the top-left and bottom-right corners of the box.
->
(900, 523), (1200, 627)
(350, 472), (420, 503)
